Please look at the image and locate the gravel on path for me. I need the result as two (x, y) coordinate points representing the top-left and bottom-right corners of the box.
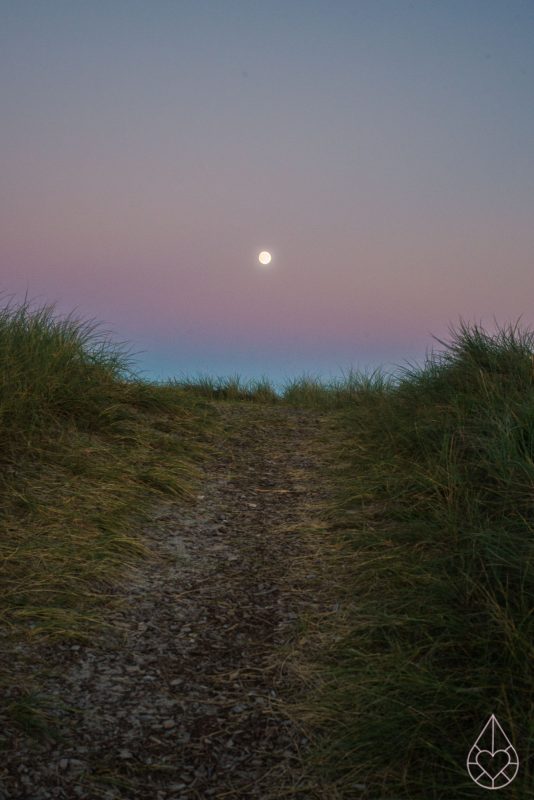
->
(1, 402), (336, 800)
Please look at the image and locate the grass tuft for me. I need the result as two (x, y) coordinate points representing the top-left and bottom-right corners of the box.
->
(282, 368), (391, 408)
(303, 320), (534, 798)
(171, 373), (279, 402)
(0, 297), (214, 733)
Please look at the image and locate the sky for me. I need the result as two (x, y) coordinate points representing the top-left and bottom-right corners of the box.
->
(1, 1), (533, 384)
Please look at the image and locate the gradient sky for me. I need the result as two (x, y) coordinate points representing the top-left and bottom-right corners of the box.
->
(2, 1), (533, 383)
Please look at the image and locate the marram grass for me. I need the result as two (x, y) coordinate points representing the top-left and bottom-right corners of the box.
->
(1, 297), (532, 798)
(0, 297), (215, 645)
(301, 321), (534, 798)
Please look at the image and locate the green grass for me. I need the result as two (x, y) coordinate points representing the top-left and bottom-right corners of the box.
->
(282, 369), (392, 408)
(304, 321), (534, 798)
(173, 368), (391, 408)
(1, 296), (532, 796)
(171, 373), (279, 402)
(0, 297), (215, 732)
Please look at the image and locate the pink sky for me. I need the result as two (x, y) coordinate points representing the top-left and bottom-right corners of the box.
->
(2, 2), (533, 382)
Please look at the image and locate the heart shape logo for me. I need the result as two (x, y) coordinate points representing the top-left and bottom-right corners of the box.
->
(475, 749), (511, 780)
(467, 715), (519, 788)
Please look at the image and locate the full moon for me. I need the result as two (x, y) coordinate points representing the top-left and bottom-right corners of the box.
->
(258, 250), (272, 265)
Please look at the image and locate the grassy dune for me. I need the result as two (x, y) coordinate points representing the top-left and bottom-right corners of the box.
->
(168, 324), (534, 796)
(1, 299), (532, 796)
(304, 322), (534, 798)
(0, 299), (214, 647)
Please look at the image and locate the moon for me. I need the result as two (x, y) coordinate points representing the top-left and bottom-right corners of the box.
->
(258, 250), (272, 265)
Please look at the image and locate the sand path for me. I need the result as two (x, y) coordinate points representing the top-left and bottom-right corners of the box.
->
(2, 402), (336, 800)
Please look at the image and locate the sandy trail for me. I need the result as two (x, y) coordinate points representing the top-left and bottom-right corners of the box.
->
(1, 402), (335, 800)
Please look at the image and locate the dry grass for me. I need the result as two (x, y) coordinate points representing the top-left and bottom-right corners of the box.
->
(0, 298), (216, 734)
(285, 322), (534, 799)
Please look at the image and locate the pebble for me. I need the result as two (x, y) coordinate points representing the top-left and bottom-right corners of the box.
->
(57, 757), (85, 774)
